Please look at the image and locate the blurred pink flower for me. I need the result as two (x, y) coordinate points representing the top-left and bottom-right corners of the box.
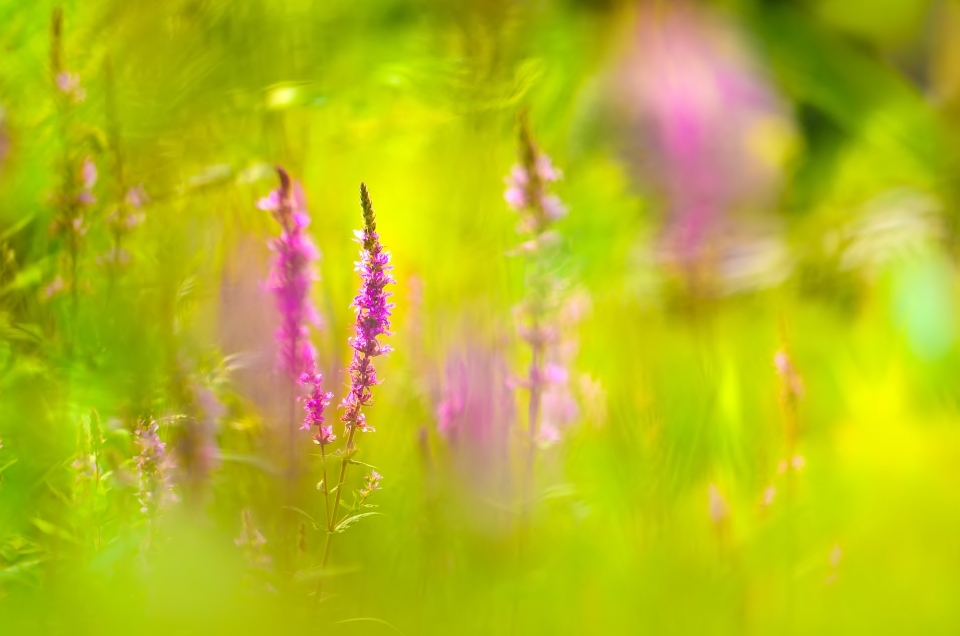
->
(536, 422), (562, 447)
(761, 484), (776, 507)
(539, 382), (579, 445)
(435, 343), (515, 495)
(125, 184), (149, 210)
(134, 420), (178, 516)
(616, 5), (790, 269)
(76, 157), (96, 206)
(708, 483), (728, 525)
(774, 350), (805, 400)
(56, 71), (86, 102)
(504, 146), (567, 233)
(262, 167), (320, 378)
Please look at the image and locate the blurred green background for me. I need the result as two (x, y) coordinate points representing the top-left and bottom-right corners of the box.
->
(2, 0), (960, 633)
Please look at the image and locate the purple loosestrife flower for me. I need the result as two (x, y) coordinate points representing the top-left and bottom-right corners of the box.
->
(314, 185), (392, 603)
(615, 6), (791, 278)
(340, 183), (394, 434)
(299, 371), (335, 445)
(134, 420), (178, 516)
(504, 118), (580, 448)
(260, 167), (320, 378)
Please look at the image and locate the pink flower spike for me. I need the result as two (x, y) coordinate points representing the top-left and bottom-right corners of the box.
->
(262, 167), (320, 377)
(339, 183), (393, 435)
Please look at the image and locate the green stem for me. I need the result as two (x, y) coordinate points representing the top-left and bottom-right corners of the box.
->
(320, 443), (331, 527)
(313, 424), (357, 605)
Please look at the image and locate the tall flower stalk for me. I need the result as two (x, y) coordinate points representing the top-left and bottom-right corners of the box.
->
(314, 182), (393, 603)
(260, 168), (320, 379)
(134, 419), (178, 556)
(260, 167), (320, 478)
(503, 117), (578, 630)
(504, 116), (571, 472)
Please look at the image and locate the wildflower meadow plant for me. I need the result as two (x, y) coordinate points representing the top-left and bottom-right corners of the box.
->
(134, 420), (178, 518)
(5, 4), (954, 632)
(133, 419), (178, 556)
(614, 5), (791, 292)
(305, 183), (394, 602)
(260, 167), (320, 380)
(504, 117), (578, 457)
(260, 167), (321, 477)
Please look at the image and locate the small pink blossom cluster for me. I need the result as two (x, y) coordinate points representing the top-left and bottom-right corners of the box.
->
(502, 122), (583, 450)
(55, 71), (86, 103)
(299, 371), (334, 446)
(504, 153), (566, 233)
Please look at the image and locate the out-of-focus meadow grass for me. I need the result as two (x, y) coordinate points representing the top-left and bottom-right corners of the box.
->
(2, 0), (960, 633)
